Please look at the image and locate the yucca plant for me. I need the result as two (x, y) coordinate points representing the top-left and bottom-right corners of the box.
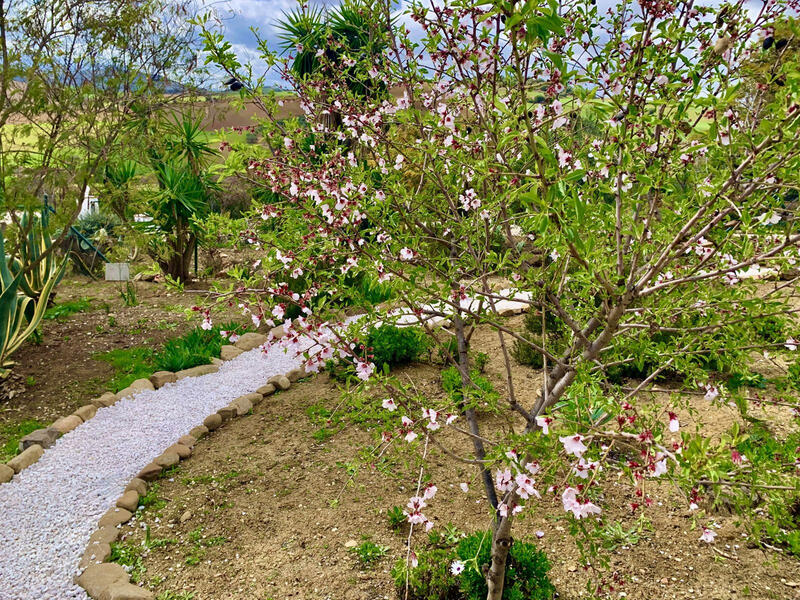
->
(10, 210), (67, 303)
(0, 233), (65, 378)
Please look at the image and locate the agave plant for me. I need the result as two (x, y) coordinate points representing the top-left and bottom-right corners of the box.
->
(10, 209), (67, 303)
(0, 232), (65, 378)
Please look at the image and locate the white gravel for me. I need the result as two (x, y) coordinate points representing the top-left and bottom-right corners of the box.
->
(0, 343), (306, 600)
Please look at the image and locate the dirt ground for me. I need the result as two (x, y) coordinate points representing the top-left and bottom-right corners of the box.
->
(0, 275), (233, 447)
(3, 277), (799, 599)
(110, 319), (800, 600)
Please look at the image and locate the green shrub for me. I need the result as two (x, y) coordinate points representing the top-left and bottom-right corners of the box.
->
(392, 531), (555, 600)
(733, 421), (800, 556)
(753, 314), (788, 343)
(511, 333), (568, 369)
(350, 539), (389, 567)
(366, 325), (427, 371)
(153, 321), (249, 372)
(456, 531), (555, 600)
(391, 547), (460, 600)
(441, 366), (499, 410)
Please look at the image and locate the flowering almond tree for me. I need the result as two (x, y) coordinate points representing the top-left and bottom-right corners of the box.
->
(199, 0), (800, 596)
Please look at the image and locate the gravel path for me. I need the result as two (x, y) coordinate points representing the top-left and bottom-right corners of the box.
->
(0, 344), (305, 600)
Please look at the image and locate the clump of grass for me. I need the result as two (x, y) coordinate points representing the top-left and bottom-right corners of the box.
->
(44, 298), (92, 321)
(351, 538), (389, 568)
(94, 321), (251, 390)
(1, 419), (46, 461)
(94, 347), (155, 392)
(153, 321), (251, 372)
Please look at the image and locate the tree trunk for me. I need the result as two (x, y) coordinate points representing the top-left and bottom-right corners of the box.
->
(487, 514), (515, 600)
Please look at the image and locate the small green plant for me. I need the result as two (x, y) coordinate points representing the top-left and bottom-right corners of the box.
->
(43, 298), (92, 321)
(351, 538), (389, 568)
(109, 541), (146, 583)
(456, 531), (555, 600)
(153, 321), (250, 372)
(387, 506), (406, 531)
(138, 482), (166, 512)
(441, 366), (499, 411)
(366, 325), (428, 371)
(24, 375), (35, 387)
(119, 281), (138, 307)
(391, 547), (459, 600)
(312, 427), (334, 442)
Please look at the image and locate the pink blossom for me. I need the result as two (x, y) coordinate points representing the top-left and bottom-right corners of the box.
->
(651, 458), (668, 478)
(668, 412), (680, 433)
(399, 247), (414, 261)
(355, 360), (375, 381)
(536, 415), (552, 434)
(201, 317), (213, 331)
(495, 468), (513, 492)
(702, 384), (720, 402)
(450, 560), (465, 575)
(699, 528), (717, 543)
(382, 398), (397, 411)
(559, 434), (588, 457)
(460, 482), (469, 493)
(785, 338), (798, 351)
(562, 487), (602, 519)
(422, 483), (437, 500)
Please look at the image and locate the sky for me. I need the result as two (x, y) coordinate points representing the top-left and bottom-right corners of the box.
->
(216, 0), (344, 88)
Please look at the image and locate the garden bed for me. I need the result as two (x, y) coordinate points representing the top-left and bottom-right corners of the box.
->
(107, 320), (800, 600)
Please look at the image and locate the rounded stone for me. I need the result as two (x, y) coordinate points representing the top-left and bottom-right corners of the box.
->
(165, 444), (191, 459)
(286, 368), (305, 382)
(188, 425), (208, 439)
(257, 383), (275, 397)
(73, 404), (97, 422)
(149, 371), (177, 389)
(136, 462), (163, 481)
(52, 415), (83, 434)
(153, 451), (179, 468)
(107, 582), (155, 600)
(8, 444), (44, 473)
(233, 332), (267, 351)
(75, 563), (129, 598)
(217, 406), (237, 422)
(0, 464), (14, 483)
(124, 478), (147, 496)
(203, 414), (223, 431)
(177, 435), (196, 448)
(230, 397), (253, 416)
(268, 375), (291, 391)
(88, 526), (119, 546)
(220, 345), (244, 360)
(79, 541), (111, 569)
(91, 392), (118, 408)
(97, 507), (133, 528)
(116, 490), (139, 512)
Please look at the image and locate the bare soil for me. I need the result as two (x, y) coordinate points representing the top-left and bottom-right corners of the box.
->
(112, 318), (800, 600)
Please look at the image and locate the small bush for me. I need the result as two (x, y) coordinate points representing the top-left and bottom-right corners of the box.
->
(391, 547), (460, 600)
(753, 314), (788, 344)
(351, 539), (389, 568)
(366, 325), (427, 371)
(441, 366), (499, 411)
(153, 321), (249, 372)
(387, 506), (406, 531)
(456, 531), (555, 600)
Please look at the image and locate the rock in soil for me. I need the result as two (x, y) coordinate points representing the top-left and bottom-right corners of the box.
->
(7, 444), (44, 473)
(18, 427), (60, 452)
